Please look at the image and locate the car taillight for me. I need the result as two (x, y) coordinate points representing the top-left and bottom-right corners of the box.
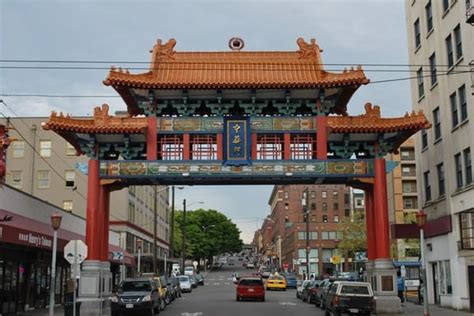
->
(333, 295), (340, 305)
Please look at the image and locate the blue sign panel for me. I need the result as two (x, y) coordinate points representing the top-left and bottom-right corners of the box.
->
(224, 117), (251, 166)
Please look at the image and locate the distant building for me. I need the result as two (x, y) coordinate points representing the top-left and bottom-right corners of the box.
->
(266, 184), (352, 276)
(405, 0), (474, 310)
(0, 117), (171, 275)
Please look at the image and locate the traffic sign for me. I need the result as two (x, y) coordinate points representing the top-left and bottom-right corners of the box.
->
(283, 263), (289, 269)
(64, 240), (88, 264)
(330, 255), (341, 265)
(113, 252), (124, 261)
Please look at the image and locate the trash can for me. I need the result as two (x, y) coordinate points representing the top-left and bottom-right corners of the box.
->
(64, 302), (81, 316)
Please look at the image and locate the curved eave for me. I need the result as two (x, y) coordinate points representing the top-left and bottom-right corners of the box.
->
(43, 122), (146, 134)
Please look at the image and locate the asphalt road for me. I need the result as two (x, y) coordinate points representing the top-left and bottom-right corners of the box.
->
(161, 265), (323, 316)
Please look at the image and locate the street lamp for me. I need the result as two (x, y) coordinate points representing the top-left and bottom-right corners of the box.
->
(416, 209), (430, 316)
(49, 212), (62, 316)
(181, 200), (204, 274)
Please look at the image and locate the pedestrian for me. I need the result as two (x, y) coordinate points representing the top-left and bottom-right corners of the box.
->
(397, 271), (405, 303)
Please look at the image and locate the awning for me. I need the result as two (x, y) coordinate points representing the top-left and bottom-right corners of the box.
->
(0, 209), (134, 266)
(393, 261), (421, 267)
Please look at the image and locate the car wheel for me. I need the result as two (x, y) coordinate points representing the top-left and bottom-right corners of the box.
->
(236, 295), (240, 301)
(160, 299), (166, 311)
(165, 295), (170, 305)
(324, 310), (330, 316)
(261, 296), (265, 302)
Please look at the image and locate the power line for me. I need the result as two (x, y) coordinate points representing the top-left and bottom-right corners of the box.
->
(0, 69), (470, 99)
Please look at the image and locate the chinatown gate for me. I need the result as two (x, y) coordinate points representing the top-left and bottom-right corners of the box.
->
(44, 38), (430, 313)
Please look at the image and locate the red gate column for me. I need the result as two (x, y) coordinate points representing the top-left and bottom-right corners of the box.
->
(147, 116), (157, 160)
(316, 116), (327, 159)
(216, 133), (223, 160)
(373, 157), (390, 259)
(365, 186), (376, 260)
(100, 185), (110, 262)
(86, 159), (101, 260)
(284, 133), (291, 160)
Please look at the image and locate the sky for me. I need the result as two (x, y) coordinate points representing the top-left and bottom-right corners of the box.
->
(0, 0), (412, 243)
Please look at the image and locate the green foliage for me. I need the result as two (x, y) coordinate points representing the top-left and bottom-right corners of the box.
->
(173, 209), (243, 261)
(336, 212), (367, 257)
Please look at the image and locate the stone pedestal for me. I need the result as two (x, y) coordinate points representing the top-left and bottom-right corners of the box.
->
(77, 260), (111, 315)
(367, 259), (402, 315)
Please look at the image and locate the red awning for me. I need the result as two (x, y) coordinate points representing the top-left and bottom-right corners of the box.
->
(0, 209), (134, 266)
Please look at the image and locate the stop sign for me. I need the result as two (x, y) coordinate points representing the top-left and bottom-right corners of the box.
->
(283, 263), (289, 269)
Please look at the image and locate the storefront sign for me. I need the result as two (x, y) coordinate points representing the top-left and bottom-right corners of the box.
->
(0, 225), (54, 250)
(18, 232), (52, 248)
(224, 117), (251, 166)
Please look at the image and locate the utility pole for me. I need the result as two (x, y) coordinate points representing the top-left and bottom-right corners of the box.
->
(302, 188), (310, 279)
(181, 198), (187, 275)
(169, 186), (175, 258)
(153, 185), (157, 274)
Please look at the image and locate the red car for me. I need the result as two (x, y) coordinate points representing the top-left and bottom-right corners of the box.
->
(236, 277), (265, 302)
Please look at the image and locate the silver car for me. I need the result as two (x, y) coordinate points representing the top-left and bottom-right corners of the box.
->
(178, 275), (192, 293)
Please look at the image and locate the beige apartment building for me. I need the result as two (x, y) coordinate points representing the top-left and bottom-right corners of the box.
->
(1, 117), (171, 275)
(386, 138), (420, 260)
(406, 0), (474, 310)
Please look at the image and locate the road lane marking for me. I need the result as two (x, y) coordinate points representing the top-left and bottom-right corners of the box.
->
(224, 282), (230, 285)
(181, 313), (203, 316)
(279, 302), (297, 306)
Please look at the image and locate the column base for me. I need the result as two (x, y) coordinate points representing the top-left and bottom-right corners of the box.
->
(79, 260), (112, 297)
(367, 259), (403, 314)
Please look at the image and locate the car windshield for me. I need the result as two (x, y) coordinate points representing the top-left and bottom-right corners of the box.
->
(340, 285), (370, 295)
(285, 275), (296, 280)
(270, 276), (284, 280)
(119, 281), (151, 292)
(239, 279), (263, 286)
(185, 267), (193, 272)
(179, 277), (189, 282)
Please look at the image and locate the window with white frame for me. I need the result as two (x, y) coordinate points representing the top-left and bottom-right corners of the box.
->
(12, 141), (25, 158)
(65, 170), (75, 188)
(63, 200), (73, 212)
(37, 170), (50, 188)
(9, 171), (23, 189)
(460, 210), (474, 250)
(40, 140), (52, 157)
(66, 142), (76, 156)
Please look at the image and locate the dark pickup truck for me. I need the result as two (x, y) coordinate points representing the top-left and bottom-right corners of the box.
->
(323, 281), (374, 316)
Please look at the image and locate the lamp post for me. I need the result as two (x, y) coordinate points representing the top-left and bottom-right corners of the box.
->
(181, 200), (204, 274)
(416, 210), (430, 316)
(202, 224), (215, 271)
(137, 238), (142, 276)
(49, 212), (62, 316)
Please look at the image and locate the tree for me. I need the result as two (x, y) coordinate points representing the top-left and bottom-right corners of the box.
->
(173, 209), (243, 264)
(336, 212), (367, 262)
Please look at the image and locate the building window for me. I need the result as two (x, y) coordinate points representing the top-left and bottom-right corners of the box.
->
(433, 107), (441, 140)
(344, 193), (350, 204)
(310, 191), (316, 198)
(322, 202), (328, 212)
(460, 210), (474, 249)
(298, 232), (318, 240)
(402, 166), (416, 177)
(63, 200), (73, 212)
(9, 170), (23, 189)
(437, 163), (445, 196)
(334, 215), (339, 223)
(65, 170), (75, 188)
(322, 232), (329, 240)
(310, 203), (316, 210)
(403, 197), (418, 209)
(429, 53), (437, 86)
(442, 0), (449, 12)
(40, 140), (52, 157)
(322, 191), (327, 199)
(438, 260), (452, 295)
(333, 202), (339, 211)
(322, 215), (328, 223)
(450, 92), (459, 128)
(446, 34), (453, 68)
(159, 135), (183, 160)
(414, 18), (421, 48)
(256, 134), (283, 160)
(464, 148), (472, 185)
(290, 134), (315, 160)
(333, 191), (338, 199)
(11, 141), (25, 158)
(423, 171), (431, 202)
(417, 68), (424, 99)
(191, 134), (217, 160)
(458, 85), (467, 122)
(66, 142), (76, 156)
(453, 24), (463, 61)
(455, 153), (463, 188)
(421, 129), (428, 149)
(284, 191), (289, 199)
(425, 1), (433, 32)
(403, 181), (417, 193)
(344, 208), (350, 217)
(37, 170), (50, 188)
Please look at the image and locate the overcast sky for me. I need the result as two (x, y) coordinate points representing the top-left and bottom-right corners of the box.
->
(1, 0), (411, 243)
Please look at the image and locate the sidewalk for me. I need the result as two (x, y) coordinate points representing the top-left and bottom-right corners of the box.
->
(403, 302), (473, 316)
(15, 304), (110, 316)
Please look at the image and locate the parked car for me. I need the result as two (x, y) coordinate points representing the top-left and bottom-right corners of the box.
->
(296, 280), (311, 299)
(153, 276), (168, 310)
(308, 280), (324, 305)
(246, 262), (255, 269)
(282, 273), (297, 289)
(189, 274), (198, 288)
(301, 280), (316, 302)
(260, 267), (272, 279)
(195, 274), (204, 286)
(323, 281), (374, 316)
(160, 276), (175, 303)
(184, 266), (195, 276)
(318, 278), (335, 309)
(110, 278), (161, 316)
(178, 275), (192, 293)
(266, 274), (287, 291)
(169, 276), (182, 298)
(236, 277), (265, 302)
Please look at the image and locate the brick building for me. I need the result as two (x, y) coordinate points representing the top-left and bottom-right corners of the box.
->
(266, 184), (351, 277)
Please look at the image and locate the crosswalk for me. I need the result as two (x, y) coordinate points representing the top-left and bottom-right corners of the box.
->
(204, 277), (234, 286)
